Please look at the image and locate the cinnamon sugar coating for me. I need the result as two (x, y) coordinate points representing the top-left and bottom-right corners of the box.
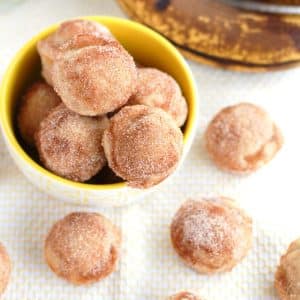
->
(205, 103), (283, 173)
(52, 45), (137, 116)
(35, 104), (109, 182)
(128, 68), (188, 127)
(59, 33), (118, 53)
(170, 197), (253, 274)
(37, 19), (114, 85)
(275, 239), (300, 300)
(0, 243), (11, 295)
(17, 81), (61, 147)
(102, 105), (183, 188)
(44, 212), (121, 285)
(51, 19), (112, 43)
(168, 291), (202, 300)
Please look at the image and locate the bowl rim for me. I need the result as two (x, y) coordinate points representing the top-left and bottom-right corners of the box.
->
(0, 16), (198, 191)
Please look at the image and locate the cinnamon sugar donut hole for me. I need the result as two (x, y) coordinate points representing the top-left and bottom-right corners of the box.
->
(102, 105), (183, 188)
(35, 103), (109, 182)
(170, 197), (253, 274)
(275, 239), (300, 299)
(59, 33), (118, 53)
(44, 212), (121, 285)
(51, 19), (112, 43)
(17, 81), (61, 147)
(205, 103), (283, 173)
(0, 243), (11, 296)
(168, 291), (203, 300)
(37, 19), (114, 85)
(128, 68), (188, 127)
(52, 44), (137, 116)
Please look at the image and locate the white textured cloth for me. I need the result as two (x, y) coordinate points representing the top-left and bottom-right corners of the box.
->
(1, 1), (300, 299)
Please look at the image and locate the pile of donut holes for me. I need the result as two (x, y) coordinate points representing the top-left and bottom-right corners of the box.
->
(1, 18), (291, 300)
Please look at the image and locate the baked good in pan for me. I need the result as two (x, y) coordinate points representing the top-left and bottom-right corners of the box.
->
(117, 0), (300, 71)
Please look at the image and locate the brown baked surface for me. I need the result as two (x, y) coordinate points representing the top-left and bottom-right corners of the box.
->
(118, 0), (300, 71)
(254, 0), (300, 5)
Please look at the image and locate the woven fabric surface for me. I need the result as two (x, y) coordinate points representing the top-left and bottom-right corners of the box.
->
(1, 1), (300, 299)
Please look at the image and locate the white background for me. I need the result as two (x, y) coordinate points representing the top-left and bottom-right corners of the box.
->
(1, 1), (300, 299)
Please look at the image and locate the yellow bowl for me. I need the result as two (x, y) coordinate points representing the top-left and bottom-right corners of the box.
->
(0, 16), (198, 207)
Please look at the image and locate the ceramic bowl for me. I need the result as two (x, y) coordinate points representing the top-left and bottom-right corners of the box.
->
(0, 16), (198, 207)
